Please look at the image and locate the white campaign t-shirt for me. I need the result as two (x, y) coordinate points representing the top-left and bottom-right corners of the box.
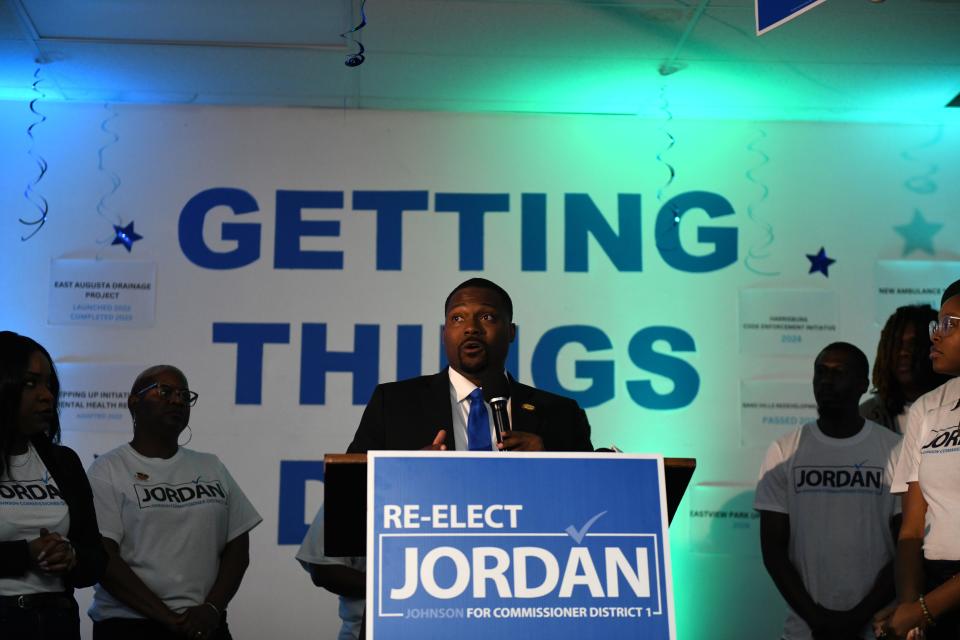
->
(891, 379), (960, 560)
(296, 505), (365, 640)
(891, 377), (960, 493)
(754, 421), (902, 640)
(87, 444), (262, 620)
(0, 442), (69, 596)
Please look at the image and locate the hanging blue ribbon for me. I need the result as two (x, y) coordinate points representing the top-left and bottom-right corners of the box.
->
(341, 0), (368, 67)
(654, 85), (680, 253)
(900, 125), (942, 195)
(97, 102), (123, 226)
(743, 128), (779, 276)
(20, 67), (49, 241)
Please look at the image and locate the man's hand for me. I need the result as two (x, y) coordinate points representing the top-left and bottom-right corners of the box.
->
(421, 430), (447, 451)
(499, 431), (544, 451)
(175, 604), (220, 639)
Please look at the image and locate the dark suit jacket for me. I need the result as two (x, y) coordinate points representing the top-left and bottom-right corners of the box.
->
(0, 437), (106, 590)
(347, 370), (594, 453)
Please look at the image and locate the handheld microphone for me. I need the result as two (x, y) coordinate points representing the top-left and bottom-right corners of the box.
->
(481, 372), (511, 446)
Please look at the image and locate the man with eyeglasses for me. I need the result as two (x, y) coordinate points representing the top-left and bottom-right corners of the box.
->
(756, 342), (902, 640)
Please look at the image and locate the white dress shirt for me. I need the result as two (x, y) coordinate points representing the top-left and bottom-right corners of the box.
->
(447, 367), (513, 451)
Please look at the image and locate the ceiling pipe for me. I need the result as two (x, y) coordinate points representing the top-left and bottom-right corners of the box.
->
(658, 0), (711, 76)
(23, 35), (348, 52)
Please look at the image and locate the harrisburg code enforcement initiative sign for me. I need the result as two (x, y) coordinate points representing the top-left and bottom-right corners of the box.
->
(367, 452), (676, 640)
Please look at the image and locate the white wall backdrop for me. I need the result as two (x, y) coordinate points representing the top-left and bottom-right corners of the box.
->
(1, 101), (959, 638)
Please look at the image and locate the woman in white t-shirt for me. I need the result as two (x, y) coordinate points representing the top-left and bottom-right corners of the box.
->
(0, 331), (106, 640)
(876, 281), (960, 639)
(88, 364), (262, 640)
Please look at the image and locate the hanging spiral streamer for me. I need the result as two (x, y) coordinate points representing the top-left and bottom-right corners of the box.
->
(654, 85), (681, 254)
(341, 0), (368, 67)
(900, 125), (942, 195)
(743, 128), (779, 276)
(20, 68), (49, 241)
(96, 103), (122, 226)
(655, 86), (676, 205)
(93, 103), (127, 258)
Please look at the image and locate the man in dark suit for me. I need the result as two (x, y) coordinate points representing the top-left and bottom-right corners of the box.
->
(347, 278), (593, 453)
(315, 279), (591, 639)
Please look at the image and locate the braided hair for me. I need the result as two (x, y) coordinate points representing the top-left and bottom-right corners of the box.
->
(872, 305), (949, 418)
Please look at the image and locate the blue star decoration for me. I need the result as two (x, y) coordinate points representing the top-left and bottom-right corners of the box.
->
(806, 247), (835, 277)
(111, 221), (143, 252)
(894, 210), (942, 256)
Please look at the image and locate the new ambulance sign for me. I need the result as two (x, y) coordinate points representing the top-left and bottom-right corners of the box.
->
(366, 452), (676, 640)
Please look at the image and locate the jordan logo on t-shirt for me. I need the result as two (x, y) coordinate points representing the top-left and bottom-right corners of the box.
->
(0, 477), (65, 504)
(922, 423), (960, 454)
(793, 464), (883, 494)
(134, 478), (226, 509)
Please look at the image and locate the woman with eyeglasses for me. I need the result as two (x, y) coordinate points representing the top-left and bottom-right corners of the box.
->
(0, 331), (106, 639)
(86, 365), (261, 640)
(873, 280), (960, 639)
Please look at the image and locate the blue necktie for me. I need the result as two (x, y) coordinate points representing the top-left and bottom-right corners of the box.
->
(466, 388), (492, 451)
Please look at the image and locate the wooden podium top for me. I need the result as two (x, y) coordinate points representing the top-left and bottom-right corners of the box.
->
(322, 453), (695, 557)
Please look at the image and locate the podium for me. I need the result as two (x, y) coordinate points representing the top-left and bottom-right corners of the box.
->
(330, 452), (695, 640)
(323, 453), (695, 558)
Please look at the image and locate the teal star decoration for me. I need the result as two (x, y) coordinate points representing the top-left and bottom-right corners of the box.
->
(806, 247), (835, 277)
(111, 221), (143, 252)
(894, 210), (942, 256)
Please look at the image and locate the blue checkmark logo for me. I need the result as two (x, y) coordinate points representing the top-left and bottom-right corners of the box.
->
(565, 510), (608, 543)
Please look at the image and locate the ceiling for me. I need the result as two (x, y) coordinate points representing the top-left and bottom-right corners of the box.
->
(0, 0), (958, 122)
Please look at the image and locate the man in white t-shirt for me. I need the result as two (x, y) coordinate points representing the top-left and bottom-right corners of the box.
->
(755, 342), (902, 640)
(296, 506), (365, 640)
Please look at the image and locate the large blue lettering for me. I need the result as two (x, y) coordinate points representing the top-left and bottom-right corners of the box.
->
(179, 188), (261, 269)
(300, 323), (379, 405)
(521, 193), (547, 271)
(180, 188), (739, 274)
(434, 193), (510, 270)
(626, 326), (699, 409)
(531, 326), (614, 408)
(655, 191), (737, 273)
(397, 325), (423, 380)
(277, 460), (323, 545)
(213, 322), (291, 404)
(564, 194), (642, 272)
(353, 191), (429, 270)
(275, 190), (344, 269)
(211, 322), (700, 409)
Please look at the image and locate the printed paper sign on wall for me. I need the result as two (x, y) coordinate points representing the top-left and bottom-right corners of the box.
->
(57, 362), (146, 432)
(874, 261), (960, 325)
(367, 452), (675, 640)
(48, 258), (157, 328)
(739, 289), (837, 356)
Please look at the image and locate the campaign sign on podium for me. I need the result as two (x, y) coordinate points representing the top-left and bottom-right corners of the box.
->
(366, 452), (676, 640)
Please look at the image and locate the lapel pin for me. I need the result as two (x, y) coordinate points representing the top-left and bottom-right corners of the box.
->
(521, 403), (535, 411)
